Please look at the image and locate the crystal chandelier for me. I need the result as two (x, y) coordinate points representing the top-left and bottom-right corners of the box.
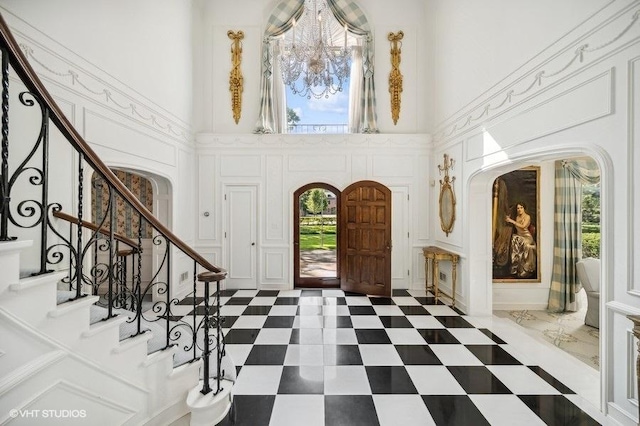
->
(279, 0), (351, 99)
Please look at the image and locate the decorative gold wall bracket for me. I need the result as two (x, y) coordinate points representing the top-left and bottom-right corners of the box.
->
(227, 30), (244, 124)
(388, 31), (404, 125)
(438, 154), (456, 236)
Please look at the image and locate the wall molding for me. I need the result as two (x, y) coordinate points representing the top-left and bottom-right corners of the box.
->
(628, 55), (640, 297)
(6, 22), (192, 145)
(434, 6), (640, 144)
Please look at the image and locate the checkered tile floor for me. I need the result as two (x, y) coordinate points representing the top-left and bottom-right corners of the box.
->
(176, 288), (600, 426)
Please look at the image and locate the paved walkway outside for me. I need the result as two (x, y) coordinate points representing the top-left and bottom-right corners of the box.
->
(300, 249), (336, 277)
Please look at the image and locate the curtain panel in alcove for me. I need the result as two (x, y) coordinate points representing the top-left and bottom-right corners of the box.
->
(254, 0), (379, 134)
(254, 0), (305, 134)
(547, 158), (600, 312)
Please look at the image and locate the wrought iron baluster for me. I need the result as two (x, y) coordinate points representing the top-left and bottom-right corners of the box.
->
(135, 212), (143, 335)
(75, 151), (84, 299)
(0, 46), (14, 241)
(215, 279), (222, 394)
(165, 240), (171, 348)
(107, 190), (115, 318)
(192, 260), (197, 362)
(92, 236), (98, 295)
(35, 107), (51, 274)
(201, 278), (211, 395)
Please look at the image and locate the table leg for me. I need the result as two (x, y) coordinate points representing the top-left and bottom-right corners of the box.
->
(433, 259), (439, 302)
(451, 257), (458, 309)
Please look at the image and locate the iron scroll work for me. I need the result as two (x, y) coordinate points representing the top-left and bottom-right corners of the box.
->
(438, 154), (456, 236)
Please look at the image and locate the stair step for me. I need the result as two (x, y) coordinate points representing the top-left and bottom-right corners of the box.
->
(49, 295), (100, 318)
(9, 271), (67, 293)
(82, 314), (130, 338)
(112, 331), (153, 354)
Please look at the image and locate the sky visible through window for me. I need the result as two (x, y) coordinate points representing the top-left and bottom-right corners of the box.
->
(286, 78), (350, 125)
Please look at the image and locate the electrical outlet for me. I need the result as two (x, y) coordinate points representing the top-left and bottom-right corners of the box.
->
(439, 272), (447, 282)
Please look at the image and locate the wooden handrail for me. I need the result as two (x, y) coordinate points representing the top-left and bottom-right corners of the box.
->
(53, 210), (140, 251)
(0, 13), (224, 275)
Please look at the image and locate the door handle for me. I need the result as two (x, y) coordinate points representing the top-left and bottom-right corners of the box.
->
(251, 242), (255, 246)
(386, 241), (392, 251)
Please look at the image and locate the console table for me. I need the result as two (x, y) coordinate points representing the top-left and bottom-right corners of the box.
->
(422, 246), (459, 308)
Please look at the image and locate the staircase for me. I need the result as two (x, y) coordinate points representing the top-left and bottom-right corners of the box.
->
(0, 12), (232, 426)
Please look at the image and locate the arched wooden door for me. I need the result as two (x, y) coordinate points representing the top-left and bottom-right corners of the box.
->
(294, 183), (340, 288)
(340, 181), (392, 297)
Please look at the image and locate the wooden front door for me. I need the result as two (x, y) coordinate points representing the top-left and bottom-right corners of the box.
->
(340, 181), (392, 296)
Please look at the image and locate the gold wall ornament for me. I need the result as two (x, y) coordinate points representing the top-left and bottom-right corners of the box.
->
(227, 30), (244, 124)
(438, 154), (456, 236)
(388, 31), (404, 125)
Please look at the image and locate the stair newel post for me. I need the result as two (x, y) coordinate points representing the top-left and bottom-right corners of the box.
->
(36, 107), (51, 274)
(0, 46), (14, 241)
(75, 151), (84, 299)
(201, 278), (212, 395)
(135, 212), (143, 335)
(107, 190), (115, 318)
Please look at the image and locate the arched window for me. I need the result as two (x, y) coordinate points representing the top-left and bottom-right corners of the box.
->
(254, 0), (378, 134)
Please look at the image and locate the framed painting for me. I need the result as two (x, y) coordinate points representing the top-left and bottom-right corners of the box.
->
(492, 166), (540, 282)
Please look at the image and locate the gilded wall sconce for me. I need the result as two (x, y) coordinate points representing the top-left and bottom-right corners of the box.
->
(227, 30), (244, 124)
(388, 31), (404, 125)
(438, 154), (456, 236)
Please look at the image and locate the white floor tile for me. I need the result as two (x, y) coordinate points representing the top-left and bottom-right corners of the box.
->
(298, 296), (324, 306)
(429, 344), (484, 366)
(295, 329), (323, 344)
(294, 316), (323, 329)
(169, 305), (196, 316)
(255, 328), (293, 345)
(351, 315), (384, 329)
(285, 344), (324, 365)
(323, 328), (358, 345)
(232, 366), (283, 395)
(385, 328), (427, 344)
(392, 297), (422, 306)
(249, 297), (277, 306)
(425, 305), (459, 316)
(405, 366), (466, 395)
(407, 289), (428, 297)
(448, 328), (497, 344)
(374, 395), (436, 426)
(486, 365), (561, 394)
(406, 315), (445, 329)
(469, 395), (547, 426)
(322, 290), (345, 297)
(323, 305), (350, 316)
(373, 305), (405, 316)
(345, 296), (372, 306)
(277, 290), (301, 297)
(233, 290), (259, 297)
(324, 366), (371, 395)
(232, 315), (267, 329)
(224, 344), (253, 366)
(268, 305), (298, 316)
(219, 305), (247, 316)
(269, 395), (324, 426)
(359, 344), (403, 365)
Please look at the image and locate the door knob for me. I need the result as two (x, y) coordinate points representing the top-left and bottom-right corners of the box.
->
(251, 242), (255, 246)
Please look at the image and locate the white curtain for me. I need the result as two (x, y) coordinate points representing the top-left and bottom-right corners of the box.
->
(348, 45), (363, 134)
(272, 43), (286, 133)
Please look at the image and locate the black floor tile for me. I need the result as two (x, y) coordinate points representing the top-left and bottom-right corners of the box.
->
(369, 297), (395, 305)
(242, 305), (272, 315)
(216, 290), (238, 297)
(435, 316), (474, 328)
(263, 316), (296, 328)
(528, 366), (575, 394)
(399, 305), (431, 315)
(519, 395), (600, 426)
(355, 329), (391, 344)
(447, 365), (512, 394)
(187, 305), (218, 316)
(365, 366), (418, 394)
(324, 395), (380, 426)
(278, 366), (324, 394)
(392, 289), (411, 296)
(221, 316), (238, 328)
(414, 296), (438, 305)
(479, 328), (506, 344)
(301, 289), (323, 297)
(349, 306), (377, 315)
(223, 328), (260, 344)
(465, 345), (522, 365)
(395, 345), (442, 365)
(176, 296), (204, 306)
(422, 395), (491, 426)
(224, 297), (254, 305)
(257, 290), (280, 297)
(216, 394), (275, 426)
(326, 345), (363, 365)
(379, 316), (413, 328)
(416, 328), (460, 344)
(324, 316), (353, 328)
(244, 344), (288, 365)
(274, 297), (300, 305)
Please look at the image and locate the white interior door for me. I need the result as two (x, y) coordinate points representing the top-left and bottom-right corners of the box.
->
(392, 187), (410, 289)
(224, 185), (257, 289)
